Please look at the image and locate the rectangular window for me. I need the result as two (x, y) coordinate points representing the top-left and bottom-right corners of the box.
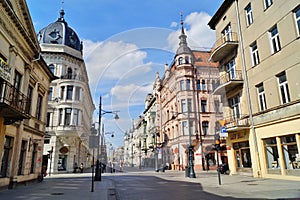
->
(245, 3), (253, 26)
(182, 121), (188, 135)
(66, 86), (73, 100)
(75, 87), (80, 100)
(180, 80), (185, 91)
(187, 99), (192, 112)
(197, 80), (201, 90)
(65, 108), (72, 125)
(60, 86), (65, 100)
(201, 80), (206, 91)
(48, 87), (53, 101)
(264, 0), (273, 9)
(281, 135), (298, 169)
(250, 42), (260, 66)
(59, 108), (63, 125)
(229, 95), (241, 119)
(294, 7), (300, 36)
(73, 109), (79, 125)
(186, 79), (191, 90)
(13, 70), (22, 90)
(202, 121), (209, 135)
(269, 26), (281, 53)
(36, 94), (43, 120)
(277, 72), (290, 104)
(222, 24), (232, 42)
(181, 99), (187, 113)
(201, 100), (207, 113)
(46, 112), (51, 127)
(0, 136), (14, 177)
(30, 144), (38, 173)
(27, 85), (33, 114)
(226, 60), (236, 80)
(264, 138), (279, 169)
(18, 140), (27, 175)
(257, 84), (267, 111)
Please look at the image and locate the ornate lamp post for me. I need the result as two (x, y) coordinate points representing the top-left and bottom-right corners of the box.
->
(95, 96), (119, 181)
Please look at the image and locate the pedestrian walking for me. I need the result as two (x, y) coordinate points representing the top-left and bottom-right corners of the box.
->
(79, 163), (84, 173)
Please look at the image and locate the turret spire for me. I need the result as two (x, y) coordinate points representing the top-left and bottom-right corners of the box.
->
(58, 0), (65, 21)
(176, 11), (192, 55)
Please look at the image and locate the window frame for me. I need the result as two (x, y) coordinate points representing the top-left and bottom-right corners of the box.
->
(264, 0), (273, 10)
(250, 41), (260, 66)
(269, 26), (281, 54)
(294, 6), (300, 37)
(257, 83), (267, 111)
(245, 3), (253, 26)
(277, 72), (291, 104)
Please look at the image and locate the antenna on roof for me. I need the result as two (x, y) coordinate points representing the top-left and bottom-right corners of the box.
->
(180, 10), (184, 34)
(62, 0), (64, 10)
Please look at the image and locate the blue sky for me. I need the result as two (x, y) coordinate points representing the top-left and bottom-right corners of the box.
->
(27, 0), (223, 147)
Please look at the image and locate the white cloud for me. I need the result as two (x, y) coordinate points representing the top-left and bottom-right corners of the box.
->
(170, 21), (178, 28)
(167, 12), (215, 52)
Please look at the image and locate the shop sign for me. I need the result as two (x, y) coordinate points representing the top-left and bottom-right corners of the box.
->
(0, 58), (11, 82)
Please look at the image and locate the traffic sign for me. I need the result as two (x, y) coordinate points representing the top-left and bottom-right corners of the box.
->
(220, 126), (228, 137)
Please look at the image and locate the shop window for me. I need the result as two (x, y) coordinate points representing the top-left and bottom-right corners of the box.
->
(281, 135), (299, 169)
(233, 141), (251, 168)
(264, 138), (279, 169)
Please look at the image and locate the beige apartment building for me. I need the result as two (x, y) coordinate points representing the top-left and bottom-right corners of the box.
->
(153, 23), (221, 171)
(208, 0), (300, 179)
(0, 0), (55, 189)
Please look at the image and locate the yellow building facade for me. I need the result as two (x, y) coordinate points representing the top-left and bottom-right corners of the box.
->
(0, 0), (55, 189)
(209, 0), (300, 180)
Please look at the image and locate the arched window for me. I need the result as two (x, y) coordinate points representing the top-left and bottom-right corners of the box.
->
(49, 64), (55, 74)
(178, 57), (183, 65)
(185, 56), (189, 64)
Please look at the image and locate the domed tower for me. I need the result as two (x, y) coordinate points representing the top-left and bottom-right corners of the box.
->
(39, 9), (95, 174)
(37, 9), (82, 52)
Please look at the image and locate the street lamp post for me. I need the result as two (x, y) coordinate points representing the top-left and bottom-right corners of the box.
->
(95, 96), (119, 182)
(187, 105), (196, 178)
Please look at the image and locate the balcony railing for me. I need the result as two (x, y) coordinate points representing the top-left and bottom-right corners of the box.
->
(60, 74), (85, 81)
(0, 81), (30, 124)
(224, 115), (249, 130)
(210, 32), (239, 62)
(213, 70), (243, 94)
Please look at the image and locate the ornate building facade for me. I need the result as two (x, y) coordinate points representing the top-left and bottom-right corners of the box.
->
(153, 23), (221, 171)
(37, 9), (95, 174)
(0, 0), (55, 189)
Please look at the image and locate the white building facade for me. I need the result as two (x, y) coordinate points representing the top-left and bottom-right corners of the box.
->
(37, 10), (95, 174)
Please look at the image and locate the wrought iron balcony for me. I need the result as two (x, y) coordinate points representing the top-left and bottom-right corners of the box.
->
(210, 32), (239, 62)
(213, 70), (243, 94)
(0, 80), (30, 125)
(224, 115), (249, 131)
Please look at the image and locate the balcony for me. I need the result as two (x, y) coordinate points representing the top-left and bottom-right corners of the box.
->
(210, 32), (239, 62)
(60, 74), (85, 81)
(213, 70), (243, 94)
(224, 115), (249, 131)
(0, 81), (30, 125)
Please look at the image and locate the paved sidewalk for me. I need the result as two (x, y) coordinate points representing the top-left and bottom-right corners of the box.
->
(0, 173), (115, 200)
(1, 169), (300, 199)
(121, 167), (300, 199)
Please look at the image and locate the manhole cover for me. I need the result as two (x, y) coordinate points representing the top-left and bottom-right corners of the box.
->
(51, 192), (64, 195)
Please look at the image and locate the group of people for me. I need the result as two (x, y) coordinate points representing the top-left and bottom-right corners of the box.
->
(73, 163), (84, 173)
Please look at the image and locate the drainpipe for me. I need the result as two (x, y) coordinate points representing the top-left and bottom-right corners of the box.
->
(234, 0), (261, 177)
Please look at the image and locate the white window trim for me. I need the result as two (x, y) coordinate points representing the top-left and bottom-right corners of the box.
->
(257, 85), (267, 111)
(245, 4), (253, 26)
(250, 42), (259, 66)
(269, 26), (281, 54)
(294, 7), (300, 37)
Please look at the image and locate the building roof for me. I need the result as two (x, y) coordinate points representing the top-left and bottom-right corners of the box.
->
(208, 0), (234, 30)
(37, 9), (82, 52)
